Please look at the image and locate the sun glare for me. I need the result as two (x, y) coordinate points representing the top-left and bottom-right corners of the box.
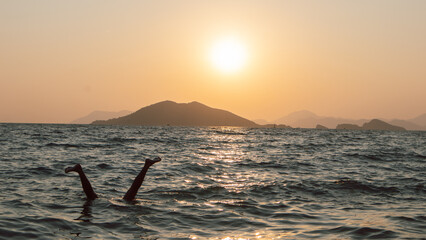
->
(210, 37), (248, 74)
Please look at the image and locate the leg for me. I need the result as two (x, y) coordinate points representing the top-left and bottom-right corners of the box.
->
(123, 157), (161, 201)
(65, 164), (98, 200)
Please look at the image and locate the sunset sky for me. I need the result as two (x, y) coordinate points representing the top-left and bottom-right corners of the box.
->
(1, 0), (425, 123)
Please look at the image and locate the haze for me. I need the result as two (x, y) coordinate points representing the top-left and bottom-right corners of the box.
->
(1, 0), (425, 123)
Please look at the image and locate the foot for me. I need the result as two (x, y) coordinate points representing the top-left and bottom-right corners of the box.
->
(65, 164), (82, 173)
(145, 157), (161, 166)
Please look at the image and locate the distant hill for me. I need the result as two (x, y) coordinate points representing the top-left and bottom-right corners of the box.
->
(276, 110), (319, 126)
(92, 101), (258, 127)
(71, 110), (132, 124)
(276, 110), (425, 130)
(362, 119), (405, 131)
(388, 119), (424, 131)
(276, 110), (367, 128)
(337, 119), (405, 131)
(408, 113), (426, 129)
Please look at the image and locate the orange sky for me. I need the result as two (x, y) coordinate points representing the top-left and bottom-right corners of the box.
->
(1, 1), (425, 123)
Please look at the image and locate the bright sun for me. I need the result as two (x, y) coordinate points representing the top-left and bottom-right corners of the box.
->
(210, 37), (248, 74)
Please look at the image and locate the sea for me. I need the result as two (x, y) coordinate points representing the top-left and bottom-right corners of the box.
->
(0, 123), (425, 240)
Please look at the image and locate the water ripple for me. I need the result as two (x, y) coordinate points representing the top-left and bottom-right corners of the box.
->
(0, 124), (424, 239)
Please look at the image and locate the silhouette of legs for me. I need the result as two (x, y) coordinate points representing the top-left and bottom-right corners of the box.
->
(123, 157), (161, 201)
(65, 164), (98, 200)
(65, 157), (161, 201)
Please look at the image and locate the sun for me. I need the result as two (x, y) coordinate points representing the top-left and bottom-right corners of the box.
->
(210, 36), (248, 74)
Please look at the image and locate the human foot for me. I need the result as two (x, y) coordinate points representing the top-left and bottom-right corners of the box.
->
(145, 157), (161, 166)
(65, 164), (82, 173)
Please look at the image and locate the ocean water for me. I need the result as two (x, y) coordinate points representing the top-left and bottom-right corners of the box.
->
(0, 123), (425, 240)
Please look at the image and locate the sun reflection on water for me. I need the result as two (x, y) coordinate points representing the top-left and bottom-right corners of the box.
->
(211, 230), (297, 240)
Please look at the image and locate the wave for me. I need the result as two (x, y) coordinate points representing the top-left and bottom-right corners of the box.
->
(346, 149), (426, 162)
(28, 166), (55, 175)
(388, 215), (426, 224)
(0, 216), (74, 239)
(345, 152), (388, 161)
(212, 129), (247, 136)
(333, 178), (400, 193)
(108, 137), (138, 143)
(44, 142), (119, 149)
(45, 143), (81, 148)
(151, 185), (235, 201)
(273, 212), (319, 219)
(308, 226), (398, 239)
(1, 124), (425, 239)
(97, 163), (112, 169)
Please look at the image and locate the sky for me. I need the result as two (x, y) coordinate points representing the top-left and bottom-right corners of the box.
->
(1, 0), (425, 123)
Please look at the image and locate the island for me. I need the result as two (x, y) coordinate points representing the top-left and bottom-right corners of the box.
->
(362, 119), (405, 131)
(92, 101), (259, 127)
(336, 119), (405, 131)
(315, 124), (328, 129)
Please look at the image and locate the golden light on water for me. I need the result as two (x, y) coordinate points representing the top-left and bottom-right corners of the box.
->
(214, 231), (295, 240)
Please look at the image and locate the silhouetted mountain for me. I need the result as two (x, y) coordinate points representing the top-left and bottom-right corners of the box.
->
(71, 110), (132, 124)
(276, 110), (367, 128)
(92, 101), (258, 127)
(362, 119), (405, 131)
(336, 119), (405, 131)
(276, 110), (425, 130)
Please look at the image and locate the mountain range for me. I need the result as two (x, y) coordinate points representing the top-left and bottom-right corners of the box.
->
(336, 119), (405, 131)
(71, 100), (425, 131)
(271, 110), (426, 131)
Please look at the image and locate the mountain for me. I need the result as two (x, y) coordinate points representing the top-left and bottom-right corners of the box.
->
(276, 110), (367, 128)
(276, 110), (425, 130)
(388, 119), (424, 131)
(276, 110), (319, 124)
(92, 101), (258, 127)
(362, 119), (405, 131)
(408, 113), (426, 129)
(71, 110), (132, 124)
(337, 119), (405, 131)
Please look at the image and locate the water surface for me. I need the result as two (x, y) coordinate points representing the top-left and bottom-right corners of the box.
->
(0, 124), (425, 239)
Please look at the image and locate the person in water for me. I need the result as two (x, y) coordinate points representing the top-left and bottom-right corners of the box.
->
(65, 157), (161, 201)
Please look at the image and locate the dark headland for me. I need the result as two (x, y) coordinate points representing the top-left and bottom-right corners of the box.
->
(337, 119), (406, 131)
(92, 101), (260, 127)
